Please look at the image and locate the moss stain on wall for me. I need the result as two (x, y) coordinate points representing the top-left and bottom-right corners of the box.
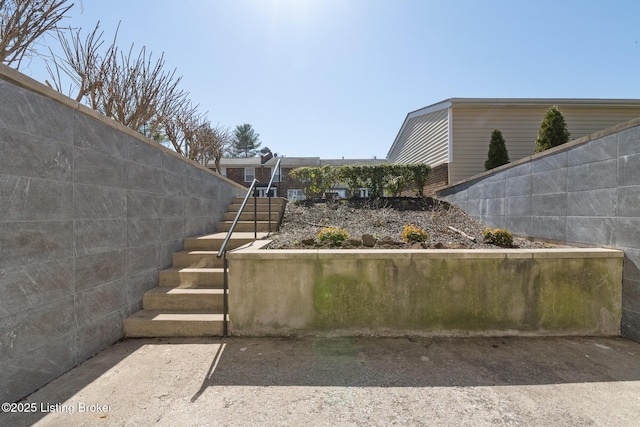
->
(231, 250), (622, 336)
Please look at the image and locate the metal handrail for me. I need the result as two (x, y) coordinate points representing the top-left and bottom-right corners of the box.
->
(265, 158), (281, 197)
(264, 158), (281, 232)
(217, 178), (258, 258)
(215, 162), (280, 336)
(216, 178), (258, 337)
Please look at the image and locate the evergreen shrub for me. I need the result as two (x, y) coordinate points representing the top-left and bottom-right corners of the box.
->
(535, 106), (570, 153)
(485, 129), (510, 170)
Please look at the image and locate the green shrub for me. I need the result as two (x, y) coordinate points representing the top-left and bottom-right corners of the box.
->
(317, 227), (349, 245)
(385, 176), (405, 197)
(360, 164), (387, 198)
(289, 165), (337, 199)
(485, 129), (510, 170)
(401, 224), (429, 243)
(535, 106), (570, 153)
(337, 165), (365, 197)
(295, 163), (432, 199)
(483, 228), (513, 247)
(406, 163), (431, 197)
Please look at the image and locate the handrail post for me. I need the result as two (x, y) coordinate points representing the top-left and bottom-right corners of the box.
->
(253, 185), (257, 239)
(263, 158), (281, 236)
(223, 252), (228, 337)
(268, 189), (272, 233)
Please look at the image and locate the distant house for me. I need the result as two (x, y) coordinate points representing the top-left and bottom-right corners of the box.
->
(213, 157), (387, 200)
(387, 98), (640, 189)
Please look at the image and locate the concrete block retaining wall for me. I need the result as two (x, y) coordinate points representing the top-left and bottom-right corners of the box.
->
(0, 65), (246, 403)
(228, 248), (622, 337)
(437, 118), (640, 342)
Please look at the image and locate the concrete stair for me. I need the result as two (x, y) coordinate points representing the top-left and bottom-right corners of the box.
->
(218, 197), (287, 233)
(125, 310), (226, 337)
(125, 196), (286, 338)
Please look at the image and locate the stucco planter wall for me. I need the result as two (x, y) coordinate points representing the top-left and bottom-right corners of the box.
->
(228, 248), (623, 337)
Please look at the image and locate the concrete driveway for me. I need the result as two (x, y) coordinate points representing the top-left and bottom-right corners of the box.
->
(2, 336), (640, 426)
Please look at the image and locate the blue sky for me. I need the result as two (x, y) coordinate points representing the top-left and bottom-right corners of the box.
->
(20, 0), (640, 159)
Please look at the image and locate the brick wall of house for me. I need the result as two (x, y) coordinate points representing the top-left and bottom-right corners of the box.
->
(424, 163), (449, 196)
(225, 168), (245, 185)
(224, 166), (304, 198)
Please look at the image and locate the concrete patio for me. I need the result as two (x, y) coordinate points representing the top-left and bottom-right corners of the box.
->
(2, 336), (640, 426)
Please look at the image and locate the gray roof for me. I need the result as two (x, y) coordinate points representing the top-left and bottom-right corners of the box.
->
(407, 97), (640, 118)
(216, 157), (386, 168)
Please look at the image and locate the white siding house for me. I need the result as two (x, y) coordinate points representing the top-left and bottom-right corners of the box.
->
(387, 98), (640, 185)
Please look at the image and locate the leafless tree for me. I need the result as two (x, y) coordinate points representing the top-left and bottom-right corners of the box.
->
(198, 123), (233, 172)
(104, 45), (185, 133)
(162, 101), (232, 168)
(163, 101), (202, 159)
(47, 20), (188, 137)
(0, 0), (73, 68)
(45, 20), (112, 103)
(38, 12), (230, 167)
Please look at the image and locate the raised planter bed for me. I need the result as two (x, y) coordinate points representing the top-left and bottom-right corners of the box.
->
(228, 247), (623, 337)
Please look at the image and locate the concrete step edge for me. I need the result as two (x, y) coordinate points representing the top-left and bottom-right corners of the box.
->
(144, 287), (226, 295)
(126, 310), (227, 321)
(161, 267), (225, 273)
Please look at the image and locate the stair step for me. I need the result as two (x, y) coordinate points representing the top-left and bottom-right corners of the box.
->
(124, 310), (225, 337)
(125, 195), (281, 339)
(227, 203), (284, 213)
(217, 221), (275, 233)
(172, 251), (224, 268)
(159, 268), (224, 288)
(143, 287), (225, 311)
(223, 211), (281, 221)
(232, 196), (286, 205)
(183, 232), (269, 251)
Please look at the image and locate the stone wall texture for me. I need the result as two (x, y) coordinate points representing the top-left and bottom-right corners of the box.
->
(0, 66), (245, 403)
(438, 118), (640, 342)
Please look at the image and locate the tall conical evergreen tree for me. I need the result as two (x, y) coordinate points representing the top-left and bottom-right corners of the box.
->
(485, 129), (510, 170)
(535, 106), (570, 153)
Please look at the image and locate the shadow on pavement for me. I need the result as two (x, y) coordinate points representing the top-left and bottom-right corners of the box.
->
(195, 336), (640, 392)
(3, 335), (639, 426)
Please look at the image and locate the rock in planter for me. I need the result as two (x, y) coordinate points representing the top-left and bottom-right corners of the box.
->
(361, 234), (377, 247)
(347, 238), (363, 247)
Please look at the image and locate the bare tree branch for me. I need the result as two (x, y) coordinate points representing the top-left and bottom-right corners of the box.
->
(205, 123), (233, 172)
(46, 20), (111, 103)
(27, 8), (229, 167)
(163, 101), (202, 158)
(1, 0), (73, 68)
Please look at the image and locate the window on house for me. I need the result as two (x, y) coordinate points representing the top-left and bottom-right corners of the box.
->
(287, 189), (306, 201)
(359, 188), (370, 198)
(244, 167), (255, 182)
(257, 187), (277, 197)
(264, 167), (281, 182)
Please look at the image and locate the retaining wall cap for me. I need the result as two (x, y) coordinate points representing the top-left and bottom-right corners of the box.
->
(227, 247), (624, 260)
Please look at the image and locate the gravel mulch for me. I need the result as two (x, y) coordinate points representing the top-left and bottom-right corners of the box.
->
(266, 197), (549, 250)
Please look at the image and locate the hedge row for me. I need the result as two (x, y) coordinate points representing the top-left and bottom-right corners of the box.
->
(288, 163), (431, 199)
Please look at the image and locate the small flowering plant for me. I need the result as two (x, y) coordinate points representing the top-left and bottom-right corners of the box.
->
(317, 227), (349, 246)
(401, 224), (429, 243)
(483, 228), (514, 247)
